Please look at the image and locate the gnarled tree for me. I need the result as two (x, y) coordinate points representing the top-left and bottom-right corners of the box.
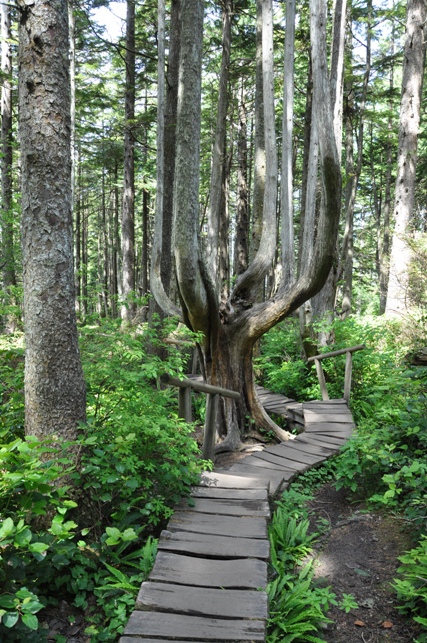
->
(153, 0), (342, 451)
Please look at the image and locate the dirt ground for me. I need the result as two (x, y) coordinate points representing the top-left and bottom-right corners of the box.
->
(307, 483), (421, 643)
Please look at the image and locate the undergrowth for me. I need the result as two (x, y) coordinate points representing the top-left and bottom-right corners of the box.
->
(259, 313), (427, 639)
(0, 318), (206, 641)
(267, 470), (359, 643)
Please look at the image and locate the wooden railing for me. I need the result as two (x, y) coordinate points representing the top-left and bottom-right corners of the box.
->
(307, 344), (365, 403)
(161, 374), (240, 461)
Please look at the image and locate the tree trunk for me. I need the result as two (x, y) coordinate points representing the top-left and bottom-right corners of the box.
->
(19, 0), (86, 440)
(340, 0), (371, 319)
(280, 0), (296, 287)
(156, 0), (342, 451)
(1, 1), (15, 295)
(234, 81), (249, 277)
(386, 0), (426, 316)
(206, 0), (232, 289)
(150, 0), (181, 319)
(121, 0), (136, 323)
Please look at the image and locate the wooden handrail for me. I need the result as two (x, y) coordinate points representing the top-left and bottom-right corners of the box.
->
(307, 344), (365, 403)
(161, 374), (240, 461)
(307, 344), (366, 362)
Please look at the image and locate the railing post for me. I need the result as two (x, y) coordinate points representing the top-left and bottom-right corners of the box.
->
(343, 350), (352, 403)
(314, 358), (329, 400)
(178, 386), (192, 422)
(202, 393), (219, 461)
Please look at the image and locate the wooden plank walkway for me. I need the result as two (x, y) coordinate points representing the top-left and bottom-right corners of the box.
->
(120, 396), (354, 642)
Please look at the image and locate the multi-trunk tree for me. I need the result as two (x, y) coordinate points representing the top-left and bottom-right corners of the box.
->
(153, 0), (342, 450)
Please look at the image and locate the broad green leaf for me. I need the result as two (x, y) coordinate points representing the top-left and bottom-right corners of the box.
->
(3, 611), (19, 628)
(22, 613), (39, 630)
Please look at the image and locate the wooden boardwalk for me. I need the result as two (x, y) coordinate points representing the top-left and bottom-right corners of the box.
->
(120, 396), (354, 642)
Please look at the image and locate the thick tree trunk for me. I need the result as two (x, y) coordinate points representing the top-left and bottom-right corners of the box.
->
(19, 0), (86, 440)
(386, 0), (426, 316)
(121, 0), (136, 322)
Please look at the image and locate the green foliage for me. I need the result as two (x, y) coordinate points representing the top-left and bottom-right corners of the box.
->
(267, 487), (335, 643)
(0, 320), (204, 641)
(392, 536), (427, 641)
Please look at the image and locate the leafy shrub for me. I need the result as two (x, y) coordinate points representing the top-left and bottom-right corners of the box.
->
(393, 535), (427, 641)
(267, 487), (335, 643)
(0, 319), (205, 640)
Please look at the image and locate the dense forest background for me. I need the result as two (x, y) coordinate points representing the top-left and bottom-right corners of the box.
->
(1, 0), (427, 640)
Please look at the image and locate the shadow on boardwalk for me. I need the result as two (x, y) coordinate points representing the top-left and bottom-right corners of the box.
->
(120, 394), (355, 643)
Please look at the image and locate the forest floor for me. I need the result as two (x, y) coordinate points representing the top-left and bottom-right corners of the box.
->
(306, 482), (420, 643)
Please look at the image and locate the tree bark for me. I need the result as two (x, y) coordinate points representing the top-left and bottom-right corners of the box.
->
(1, 2), (15, 293)
(19, 0), (86, 440)
(386, 0), (426, 316)
(155, 0), (342, 451)
(234, 81), (249, 277)
(280, 0), (296, 287)
(121, 0), (136, 322)
(206, 0), (232, 290)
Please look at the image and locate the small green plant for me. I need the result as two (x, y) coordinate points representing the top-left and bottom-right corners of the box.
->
(267, 486), (335, 643)
(393, 535), (427, 637)
(339, 593), (359, 613)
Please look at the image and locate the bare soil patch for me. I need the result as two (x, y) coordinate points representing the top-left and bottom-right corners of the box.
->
(309, 483), (420, 642)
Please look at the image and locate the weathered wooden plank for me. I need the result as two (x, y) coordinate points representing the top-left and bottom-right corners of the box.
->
(297, 433), (347, 447)
(190, 486), (268, 501)
(176, 497), (270, 517)
(149, 552), (268, 588)
(251, 451), (310, 470)
(265, 444), (327, 465)
(157, 529), (270, 559)
(292, 436), (338, 453)
(280, 439), (335, 456)
(227, 465), (291, 495)
(199, 470), (268, 490)
(304, 411), (354, 424)
(123, 611), (265, 641)
(168, 511), (268, 539)
(304, 399), (349, 406)
(136, 582), (269, 619)
(241, 453), (299, 471)
(304, 426), (352, 438)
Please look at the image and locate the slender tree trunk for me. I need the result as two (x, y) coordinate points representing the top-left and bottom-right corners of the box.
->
(250, 0), (265, 266)
(231, 0), (278, 304)
(19, 0), (86, 440)
(280, 0), (296, 287)
(141, 188), (149, 297)
(339, 0), (371, 319)
(1, 2), (15, 294)
(121, 0), (136, 322)
(206, 0), (232, 290)
(234, 81), (249, 276)
(150, 0), (181, 319)
(386, 0), (426, 316)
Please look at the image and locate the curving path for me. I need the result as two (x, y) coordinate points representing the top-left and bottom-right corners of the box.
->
(120, 396), (354, 642)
